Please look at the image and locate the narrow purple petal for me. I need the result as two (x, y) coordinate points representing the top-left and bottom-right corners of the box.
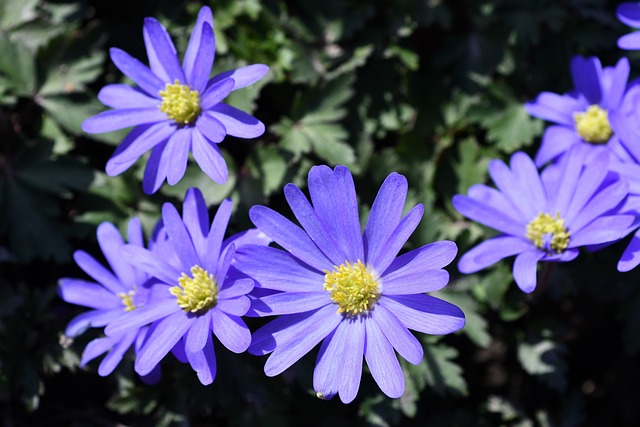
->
(82, 108), (166, 134)
(458, 236), (531, 273)
(384, 241), (457, 277)
(162, 203), (200, 269)
(312, 328), (340, 400)
(371, 303), (423, 365)
(65, 309), (123, 337)
(196, 111), (227, 143)
(571, 56), (603, 105)
(234, 245), (325, 292)
(569, 215), (634, 247)
(373, 204), (423, 274)
(73, 250), (127, 294)
(135, 311), (193, 375)
(337, 319), (365, 404)
(466, 184), (521, 221)
(81, 335), (119, 366)
(204, 199), (232, 273)
(618, 32), (640, 50)
(525, 92), (585, 126)
(534, 125), (582, 166)
(218, 277), (254, 299)
(183, 6), (214, 86)
(210, 104), (265, 138)
(105, 125), (153, 176)
(619, 229), (640, 272)
(105, 298), (177, 336)
(548, 145), (586, 215)
(164, 128), (191, 185)
(488, 158), (536, 219)
(182, 188), (209, 260)
(107, 121), (174, 166)
(452, 195), (525, 236)
(109, 47), (165, 95)
(618, 2), (640, 26)
(58, 279), (120, 309)
(216, 295), (251, 316)
(250, 292), (330, 316)
(142, 139), (169, 194)
(210, 310), (251, 353)
(601, 57), (629, 109)
(121, 245), (182, 285)
(142, 18), (185, 83)
(382, 269), (449, 295)
(97, 222), (136, 288)
(98, 84), (159, 109)
(200, 78), (235, 110)
(98, 330), (137, 376)
(186, 23), (214, 92)
(513, 250), (544, 293)
(191, 128), (228, 183)
(186, 334), (217, 385)
(570, 180), (628, 232)
(249, 206), (331, 272)
(185, 313), (211, 353)
(308, 165), (364, 261)
(249, 310), (312, 355)
(381, 295), (466, 334)
(364, 173), (408, 266)
(207, 64), (269, 90)
(365, 318), (404, 398)
(511, 152), (547, 212)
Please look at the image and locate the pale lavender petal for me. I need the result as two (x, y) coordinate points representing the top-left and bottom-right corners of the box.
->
(105, 298), (177, 336)
(65, 309), (123, 337)
(191, 128), (228, 183)
(570, 180), (629, 232)
(98, 84), (159, 109)
(308, 165), (364, 261)
(162, 203), (200, 269)
(525, 92), (585, 126)
(382, 269), (449, 295)
(466, 184), (521, 221)
(312, 328), (340, 400)
(513, 250), (544, 293)
(249, 206), (331, 272)
(215, 243), (235, 285)
(142, 18), (184, 83)
(249, 292), (330, 316)
(73, 250), (127, 294)
(563, 153), (610, 224)
(216, 295), (251, 316)
(135, 311), (193, 375)
(260, 305), (341, 375)
(58, 279), (120, 309)
(107, 121), (175, 165)
(249, 310), (312, 355)
(81, 335), (119, 366)
(364, 173), (407, 267)
(371, 303), (423, 365)
(384, 241), (457, 277)
(452, 195), (525, 236)
(569, 215), (634, 247)
(82, 108), (166, 134)
(204, 199), (232, 273)
(373, 204), (423, 274)
(185, 23), (214, 92)
(234, 245), (325, 292)
(200, 78), (235, 110)
(549, 145), (586, 214)
(210, 104), (265, 138)
(97, 222), (136, 288)
(381, 295), (466, 334)
(207, 64), (269, 90)
(511, 152), (547, 211)
(182, 188), (209, 259)
(618, 2), (640, 26)
(488, 158), (536, 219)
(105, 124), (153, 176)
(364, 318), (404, 398)
(183, 6), (214, 87)
(98, 330), (137, 376)
(535, 125), (582, 167)
(338, 318), (365, 404)
(186, 334), (217, 385)
(164, 128), (191, 185)
(210, 310), (251, 353)
(618, 32), (640, 50)
(601, 57), (629, 109)
(196, 110), (227, 143)
(142, 139), (169, 194)
(109, 47), (165, 95)
(121, 245), (182, 285)
(458, 236), (531, 273)
(284, 183), (346, 265)
(218, 277), (254, 299)
(185, 313), (211, 353)
(571, 56), (603, 105)
(619, 229), (640, 272)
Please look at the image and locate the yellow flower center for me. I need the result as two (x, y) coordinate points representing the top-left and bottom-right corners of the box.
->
(525, 213), (570, 253)
(323, 260), (380, 316)
(170, 266), (218, 313)
(159, 80), (201, 124)
(117, 288), (137, 312)
(573, 105), (612, 144)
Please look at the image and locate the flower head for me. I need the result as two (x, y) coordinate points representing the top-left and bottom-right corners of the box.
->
(58, 218), (160, 383)
(234, 165), (465, 403)
(81, 6), (269, 194)
(617, 3), (640, 50)
(104, 188), (269, 385)
(525, 56), (630, 166)
(453, 148), (633, 293)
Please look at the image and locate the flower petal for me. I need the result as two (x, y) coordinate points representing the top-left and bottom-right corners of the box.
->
(181, 188), (209, 259)
(204, 199), (232, 273)
(82, 108), (166, 134)
(210, 310), (251, 353)
(569, 215), (634, 247)
(525, 92), (585, 126)
(142, 139), (169, 194)
(619, 229), (640, 272)
(337, 318), (365, 404)
(98, 84), (159, 109)
(142, 18), (185, 83)
(200, 78), (235, 110)
(618, 31), (640, 50)
(105, 124), (152, 176)
(249, 291), (330, 316)
(373, 204), (424, 274)
(122, 244), (182, 285)
(105, 298), (177, 336)
(513, 250), (544, 293)
(107, 120), (175, 166)
(534, 125), (582, 167)
(365, 317), (404, 398)
(381, 295), (466, 335)
(185, 334), (217, 385)
(81, 335), (119, 366)
(98, 330), (137, 376)
(109, 47), (165, 95)
(135, 311), (193, 375)
(569, 181), (629, 232)
(58, 279), (119, 309)
(65, 309), (123, 337)
(164, 128), (191, 185)
(312, 328), (340, 400)
(185, 23), (214, 92)
(384, 241), (457, 276)
(97, 222), (136, 287)
(601, 57), (629, 109)
(162, 202), (200, 269)
(183, 6), (214, 88)
(210, 103), (265, 138)
(207, 64), (269, 90)
(382, 269), (449, 295)
(618, 2), (640, 26)
(371, 303), (423, 365)
(196, 110), (227, 143)
(216, 295), (251, 316)
(452, 195), (525, 236)
(571, 56), (603, 105)
(73, 250), (127, 294)
(218, 277), (254, 299)
(191, 128), (228, 183)
(185, 313), (211, 353)
(458, 236), (531, 273)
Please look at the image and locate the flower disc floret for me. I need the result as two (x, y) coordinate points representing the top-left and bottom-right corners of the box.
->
(117, 288), (137, 312)
(573, 105), (612, 144)
(324, 260), (380, 316)
(170, 265), (218, 313)
(526, 213), (570, 253)
(159, 80), (201, 124)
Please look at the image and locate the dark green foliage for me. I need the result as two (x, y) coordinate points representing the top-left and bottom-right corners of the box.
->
(1, 0), (639, 425)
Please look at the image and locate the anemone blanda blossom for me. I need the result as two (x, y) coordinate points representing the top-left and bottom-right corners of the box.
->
(82, 6), (268, 194)
(524, 55), (630, 167)
(453, 147), (634, 293)
(617, 3), (640, 49)
(58, 218), (160, 383)
(233, 165), (465, 404)
(104, 188), (269, 385)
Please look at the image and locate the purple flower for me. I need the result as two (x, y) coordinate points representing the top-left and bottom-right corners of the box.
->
(104, 188), (269, 385)
(525, 56), (630, 166)
(453, 148), (633, 293)
(82, 6), (269, 194)
(234, 165), (465, 403)
(617, 3), (640, 49)
(58, 218), (160, 383)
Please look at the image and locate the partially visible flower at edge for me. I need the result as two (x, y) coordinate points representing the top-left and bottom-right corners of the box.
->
(617, 2), (640, 50)
(104, 188), (270, 385)
(453, 147), (634, 293)
(234, 165), (466, 404)
(525, 55), (630, 167)
(58, 218), (160, 383)
(82, 6), (269, 194)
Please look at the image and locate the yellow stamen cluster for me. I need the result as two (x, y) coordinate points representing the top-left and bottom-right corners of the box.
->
(117, 288), (137, 312)
(324, 260), (380, 316)
(159, 79), (201, 124)
(170, 266), (218, 313)
(573, 105), (612, 144)
(525, 213), (570, 253)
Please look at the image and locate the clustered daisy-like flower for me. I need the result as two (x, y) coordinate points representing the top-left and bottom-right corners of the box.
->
(82, 6), (268, 194)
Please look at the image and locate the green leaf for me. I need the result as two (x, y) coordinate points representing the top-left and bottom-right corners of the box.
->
(440, 291), (492, 348)
(246, 145), (290, 196)
(0, 30), (36, 95)
(481, 103), (542, 152)
(451, 137), (489, 194)
(517, 335), (567, 391)
(0, 0), (38, 30)
(38, 93), (106, 136)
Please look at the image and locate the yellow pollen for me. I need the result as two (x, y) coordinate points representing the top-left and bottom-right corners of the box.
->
(525, 212), (570, 253)
(323, 260), (380, 316)
(573, 105), (612, 144)
(159, 79), (201, 124)
(117, 288), (137, 312)
(170, 266), (218, 313)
